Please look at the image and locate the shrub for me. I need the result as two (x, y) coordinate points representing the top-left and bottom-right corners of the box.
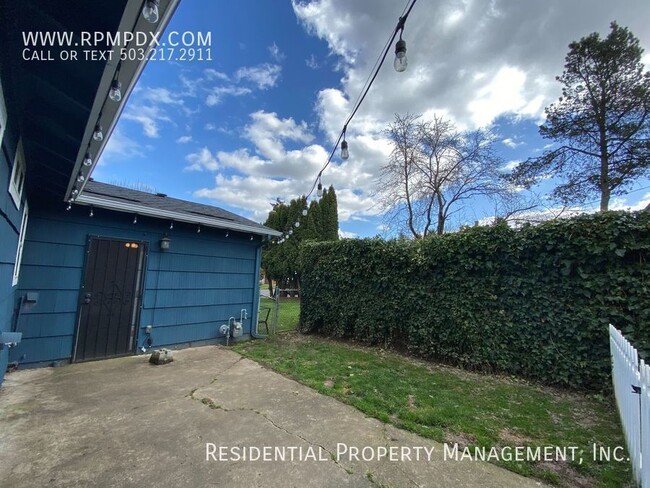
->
(299, 211), (650, 390)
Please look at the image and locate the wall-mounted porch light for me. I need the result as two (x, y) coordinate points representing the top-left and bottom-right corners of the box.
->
(159, 236), (171, 251)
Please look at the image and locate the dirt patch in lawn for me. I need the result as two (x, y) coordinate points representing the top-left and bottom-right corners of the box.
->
(445, 431), (477, 449)
(499, 428), (532, 445)
(536, 461), (594, 488)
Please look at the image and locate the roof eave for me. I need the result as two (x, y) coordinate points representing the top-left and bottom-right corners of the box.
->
(64, 0), (181, 202)
(75, 193), (282, 237)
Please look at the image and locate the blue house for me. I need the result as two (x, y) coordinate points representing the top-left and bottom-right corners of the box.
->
(0, 0), (279, 384)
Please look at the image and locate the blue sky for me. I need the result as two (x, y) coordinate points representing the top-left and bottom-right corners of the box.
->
(96, 0), (650, 238)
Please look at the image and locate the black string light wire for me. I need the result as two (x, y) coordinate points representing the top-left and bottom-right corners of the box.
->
(276, 0), (418, 243)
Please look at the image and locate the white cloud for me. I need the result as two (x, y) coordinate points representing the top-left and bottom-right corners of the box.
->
(176, 135), (192, 144)
(122, 104), (171, 138)
(100, 128), (144, 164)
(190, 110), (390, 221)
(501, 160), (521, 171)
(610, 192), (650, 211)
(292, 0), (650, 130)
(268, 42), (285, 62)
(203, 68), (230, 81)
(184, 147), (219, 172)
(205, 85), (252, 106)
(339, 230), (357, 239)
(235, 63), (282, 90)
(502, 138), (522, 149)
(193, 0), (650, 226)
(306, 53), (320, 69)
(141, 87), (184, 105)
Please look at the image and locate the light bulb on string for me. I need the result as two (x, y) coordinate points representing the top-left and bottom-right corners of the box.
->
(341, 140), (349, 160)
(109, 80), (122, 102)
(142, 0), (160, 23)
(93, 124), (103, 141)
(83, 152), (92, 167)
(394, 38), (408, 72)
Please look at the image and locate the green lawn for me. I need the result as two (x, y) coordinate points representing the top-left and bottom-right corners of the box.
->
(259, 296), (300, 333)
(233, 334), (633, 487)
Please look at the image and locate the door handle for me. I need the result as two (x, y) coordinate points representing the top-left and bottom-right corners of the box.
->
(84, 293), (92, 304)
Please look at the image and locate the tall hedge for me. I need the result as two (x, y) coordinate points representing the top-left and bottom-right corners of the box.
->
(299, 211), (649, 390)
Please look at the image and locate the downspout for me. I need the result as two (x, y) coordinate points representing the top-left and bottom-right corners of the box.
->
(250, 240), (266, 339)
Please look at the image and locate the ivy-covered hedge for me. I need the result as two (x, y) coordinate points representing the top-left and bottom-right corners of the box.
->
(299, 211), (650, 390)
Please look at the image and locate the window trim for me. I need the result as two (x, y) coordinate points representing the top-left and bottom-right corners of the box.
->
(8, 139), (26, 209)
(12, 202), (28, 287)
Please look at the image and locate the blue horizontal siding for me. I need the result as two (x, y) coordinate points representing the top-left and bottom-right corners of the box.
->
(145, 270), (253, 289)
(1, 135), (22, 385)
(10, 204), (261, 367)
(14, 312), (77, 338)
(10, 336), (73, 365)
(142, 288), (251, 309)
(139, 302), (253, 328)
(19, 265), (83, 290)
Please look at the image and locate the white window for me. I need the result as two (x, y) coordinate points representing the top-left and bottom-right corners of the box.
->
(0, 81), (6, 147)
(12, 202), (28, 286)
(8, 139), (26, 209)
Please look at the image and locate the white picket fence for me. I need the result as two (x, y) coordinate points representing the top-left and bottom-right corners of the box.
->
(609, 324), (649, 486)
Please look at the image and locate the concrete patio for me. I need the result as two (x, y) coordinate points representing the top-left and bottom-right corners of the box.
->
(0, 346), (544, 487)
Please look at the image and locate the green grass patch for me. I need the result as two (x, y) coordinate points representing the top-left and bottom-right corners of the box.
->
(233, 334), (633, 487)
(259, 297), (300, 332)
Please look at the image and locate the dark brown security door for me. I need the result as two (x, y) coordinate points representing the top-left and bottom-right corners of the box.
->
(74, 237), (146, 361)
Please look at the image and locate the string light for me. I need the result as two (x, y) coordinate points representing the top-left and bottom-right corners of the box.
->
(272, 0), (418, 244)
(89, 207), (94, 217)
(142, 0), (160, 23)
(305, 0), (417, 202)
(109, 79), (122, 102)
(394, 38), (408, 72)
(169, 221), (174, 230)
(76, 173), (85, 183)
(133, 215), (138, 224)
(92, 124), (103, 141)
(225, 231), (229, 237)
(83, 152), (92, 167)
(340, 139), (349, 160)
(197, 225), (201, 233)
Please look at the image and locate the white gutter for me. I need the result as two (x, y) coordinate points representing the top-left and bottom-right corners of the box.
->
(75, 193), (281, 237)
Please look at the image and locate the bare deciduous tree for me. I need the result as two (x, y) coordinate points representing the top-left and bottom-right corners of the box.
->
(377, 113), (524, 237)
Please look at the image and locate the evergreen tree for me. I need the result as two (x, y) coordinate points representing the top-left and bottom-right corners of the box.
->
(509, 23), (650, 210)
(262, 188), (339, 290)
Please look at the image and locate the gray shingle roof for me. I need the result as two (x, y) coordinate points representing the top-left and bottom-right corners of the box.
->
(82, 180), (277, 235)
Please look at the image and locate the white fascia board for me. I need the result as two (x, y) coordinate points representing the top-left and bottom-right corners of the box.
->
(76, 193), (281, 237)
